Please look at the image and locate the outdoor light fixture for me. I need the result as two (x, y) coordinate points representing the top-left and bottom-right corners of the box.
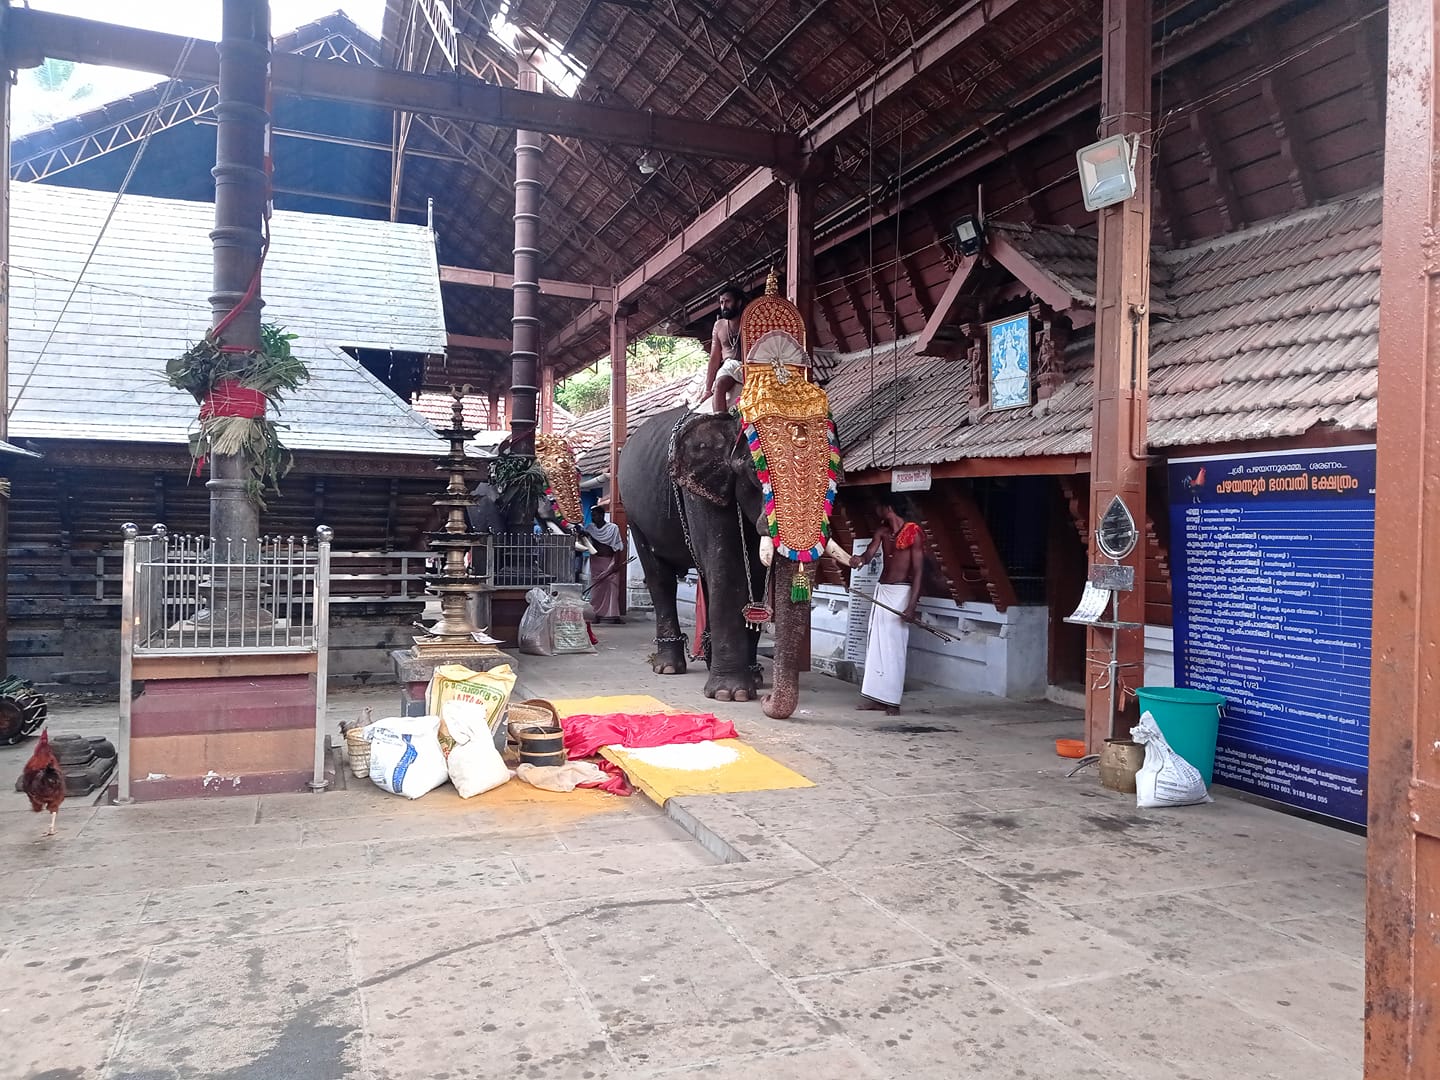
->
(952, 214), (984, 256)
(636, 149), (660, 175)
(1076, 133), (1139, 212)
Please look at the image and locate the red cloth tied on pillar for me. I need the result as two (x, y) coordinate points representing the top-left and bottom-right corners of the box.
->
(200, 379), (267, 420)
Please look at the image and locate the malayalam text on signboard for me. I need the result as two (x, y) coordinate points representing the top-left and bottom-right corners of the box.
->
(1168, 446), (1375, 826)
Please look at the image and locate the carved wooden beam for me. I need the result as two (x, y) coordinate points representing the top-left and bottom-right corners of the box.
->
(1176, 71), (1244, 230)
(843, 275), (875, 349)
(1252, 23), (1317, 208)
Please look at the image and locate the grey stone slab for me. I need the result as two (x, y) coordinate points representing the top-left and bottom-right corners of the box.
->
(511, 842), (722, 899)
(1189, 869), (1367, 925)
(0, 804), (97, 844)
(99, 796), (262, 829)
(1032, 969), (1355, 1080)
(1269, 910), (1366, 960)
(1064, 892), (1322, 977)
(635, 1041), (885, 1078)
(0, 888), (152, 950)
(106, 929), (363, 1079)
(139, 861), (525, 938)
(839, 860), (1151, 992)
(936, 803), (1176, 854)
(796, 959), (1129, 1079)
(556, 814), (697, 851)
(545, 892), (833, 1070)
(52, 821), (304, 866)
(1211, 958), (1364, 1064)
(350, 916), (613, 1080)
(42, 843), (364, 895)
(968, 840), (1280, 906)
(0, 866), (49, 901)
(0, 944), (147, 1079)
(698, 874), (941, 978)
(367, 829), (567, 868)
(775, 820), (981, 870)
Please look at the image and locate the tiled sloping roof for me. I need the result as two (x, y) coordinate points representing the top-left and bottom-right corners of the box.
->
(7, 183), (446, 456)
(565, 370), (707, 476)
(988, 221), (1174, 312)
(412, 393), (496, 431)
(828, 191), (1380, 471)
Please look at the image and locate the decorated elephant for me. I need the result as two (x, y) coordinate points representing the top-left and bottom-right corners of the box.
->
(618, 273), (843, 718)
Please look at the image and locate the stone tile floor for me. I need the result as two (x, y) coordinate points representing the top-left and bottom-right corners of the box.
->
(0, 617), (1364, 1079)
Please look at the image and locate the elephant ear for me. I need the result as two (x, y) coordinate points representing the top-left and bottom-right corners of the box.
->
(668, 412), (739, 507)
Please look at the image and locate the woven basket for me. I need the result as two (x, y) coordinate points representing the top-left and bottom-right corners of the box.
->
(506, 699), (559, 744)
(344, 727), (372, 779)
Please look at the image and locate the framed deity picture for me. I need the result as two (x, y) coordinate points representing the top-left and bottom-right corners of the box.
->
(987, 313), (1032, 411)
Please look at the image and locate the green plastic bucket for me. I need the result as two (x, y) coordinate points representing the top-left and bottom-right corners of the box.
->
(1134, 687), (1226, 786)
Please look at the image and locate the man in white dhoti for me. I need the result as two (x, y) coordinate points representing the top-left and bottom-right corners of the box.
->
(850, 496), (924, 715)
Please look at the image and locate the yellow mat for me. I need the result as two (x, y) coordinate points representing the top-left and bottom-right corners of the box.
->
(545, 694), (814, 805)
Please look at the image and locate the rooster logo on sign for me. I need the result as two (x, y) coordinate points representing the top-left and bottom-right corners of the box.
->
(1181, 466), (1207, 503)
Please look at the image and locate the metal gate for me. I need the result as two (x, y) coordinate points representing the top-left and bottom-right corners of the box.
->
(117, 524), (333, 800)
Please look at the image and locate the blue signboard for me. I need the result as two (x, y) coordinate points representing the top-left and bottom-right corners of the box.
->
(987, 313), (1031, 410)
(1168, 446), (1375, 826)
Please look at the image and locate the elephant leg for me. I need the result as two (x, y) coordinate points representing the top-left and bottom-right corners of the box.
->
(633, 526), (687, 675)
(688, 504), (759, 703)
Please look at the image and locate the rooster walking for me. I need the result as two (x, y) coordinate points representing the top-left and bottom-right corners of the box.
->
(21, 730), (65, 837)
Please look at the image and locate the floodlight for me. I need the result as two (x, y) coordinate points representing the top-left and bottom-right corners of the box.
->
(952, 214), (983, 256)
(636, 149), (660, 175)
(1076, 133), (1139, 212)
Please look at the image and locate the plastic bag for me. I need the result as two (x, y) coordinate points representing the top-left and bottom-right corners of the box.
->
(366, 715), (450, 799)
(520, 587), (596, 656)
(561, 711), (736, 759)
(445, 710), (512, 798)
(426, 663), (517, 754)
(1131, 711), (1213, 809)
(515, 760), (609, 792)
(519, 587), (557, 656)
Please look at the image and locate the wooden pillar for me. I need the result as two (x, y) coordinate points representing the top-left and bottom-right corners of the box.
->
(608, 300), (631, 613)
(508, 36), (543, 456)
(539, 362), (555, 434)
(486, 391), (499, 430)
(1084, 0), (1152, 752)
(1366, 0), (1440, 1070)
(0, 63), (11, 656)
(786, 177), (816, 340)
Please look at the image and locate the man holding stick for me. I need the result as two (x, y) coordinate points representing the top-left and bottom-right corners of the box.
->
(850, 494), (923, 715)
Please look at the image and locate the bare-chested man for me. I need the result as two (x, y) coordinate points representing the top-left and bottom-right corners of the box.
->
(704, 284), (745, 412)
(850, 494), (923, 714)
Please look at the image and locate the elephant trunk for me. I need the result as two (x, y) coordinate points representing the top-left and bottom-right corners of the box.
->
(762, 563), (810, 719)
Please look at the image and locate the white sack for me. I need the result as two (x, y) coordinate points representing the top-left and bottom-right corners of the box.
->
(1131, 711), (1213, 809)
(445, 709), (512, 799)
(366, 715), (450, 799)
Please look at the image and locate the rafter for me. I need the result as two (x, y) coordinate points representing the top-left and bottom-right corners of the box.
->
(817, 289), (849, 350)
(1176, 70), (1244, 231)
(4, 7), (803, 169)
(1251, 23), (1317, 208)
(842, 274), (875, 348)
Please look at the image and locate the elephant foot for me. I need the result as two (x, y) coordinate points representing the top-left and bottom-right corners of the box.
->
(704, 670), (759, 702)
(651, 636), (688, 676)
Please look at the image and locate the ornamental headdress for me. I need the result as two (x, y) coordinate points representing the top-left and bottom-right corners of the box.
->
(534, 433), (582, 528)
(736, 270), (842, 570)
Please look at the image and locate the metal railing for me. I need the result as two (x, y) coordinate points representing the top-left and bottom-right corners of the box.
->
(476, 532), (580, 587)
(118, 523), (334, 801)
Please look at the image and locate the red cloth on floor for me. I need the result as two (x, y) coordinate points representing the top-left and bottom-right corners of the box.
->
(560, 711), (736, 760)
(576, 759), (633, 796)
